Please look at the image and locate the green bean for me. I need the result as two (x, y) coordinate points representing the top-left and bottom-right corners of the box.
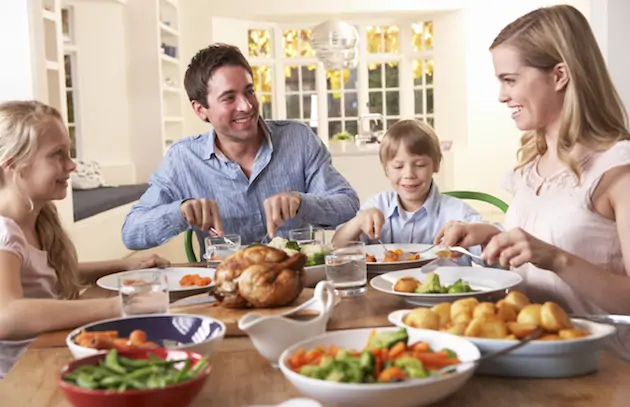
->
(62, 349), (209, 392)
(104, 349), (127, 375)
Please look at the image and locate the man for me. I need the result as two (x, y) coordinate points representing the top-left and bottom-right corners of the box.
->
(121, 43), (359, 250)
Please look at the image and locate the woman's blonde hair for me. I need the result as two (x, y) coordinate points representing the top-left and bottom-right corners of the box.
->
(379, 119), (443, 172)
(490, 5), (630, 179)
(0, 100), (82, 299)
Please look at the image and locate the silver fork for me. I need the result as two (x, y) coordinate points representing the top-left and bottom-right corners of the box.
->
(435, 328), (544, 376)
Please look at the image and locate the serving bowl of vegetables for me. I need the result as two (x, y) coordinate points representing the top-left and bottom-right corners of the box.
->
(266, 237), (331, 287)
(278, 327), (480, 407)
(66, 314), (226, 360)
(58, 348), (211, 407)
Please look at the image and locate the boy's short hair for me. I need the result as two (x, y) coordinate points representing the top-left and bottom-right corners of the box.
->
(379, 119), (443, 172)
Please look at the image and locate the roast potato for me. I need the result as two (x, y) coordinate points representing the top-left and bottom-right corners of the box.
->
(516, 304), (543, 326)
(393, 277), (420, 293)
(504, 291), (531, 312)
(540, 301), (573, 332)
(431, 302), (451, 328)
(404, 308), (440, 330)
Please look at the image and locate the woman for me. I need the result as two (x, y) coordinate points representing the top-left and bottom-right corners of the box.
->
(437, 5), (630, 361)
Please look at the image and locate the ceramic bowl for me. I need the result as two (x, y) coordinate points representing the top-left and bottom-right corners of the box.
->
(67, 314), (225, 359)
(278, 327), (480, 407)
(388, 309), (616, 378)
(58, 348), (210, 407)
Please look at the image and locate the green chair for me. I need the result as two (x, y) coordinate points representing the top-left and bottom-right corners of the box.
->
(443, 190), (509, 213)
(184, 230), (198, 263)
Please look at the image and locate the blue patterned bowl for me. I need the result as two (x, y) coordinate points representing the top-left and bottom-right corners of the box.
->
(66, 314), (225, 359)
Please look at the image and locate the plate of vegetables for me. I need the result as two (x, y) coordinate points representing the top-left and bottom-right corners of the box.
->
(370, 266), (523, 306)
(278, 327), (480, 407)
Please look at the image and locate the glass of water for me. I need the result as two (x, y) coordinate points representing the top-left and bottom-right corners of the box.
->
(205, 234), (241, 262)
(118, 270), (169, 317)
(289, 227), (325, 245)
(325, 241), (367, 297)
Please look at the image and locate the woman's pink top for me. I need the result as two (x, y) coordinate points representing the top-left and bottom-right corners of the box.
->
(503, 141), (630, 361)
(0, 216), (59, 378)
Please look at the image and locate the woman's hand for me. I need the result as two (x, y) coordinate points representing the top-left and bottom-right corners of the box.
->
(356, 208), (386, 240)
(434, 221), (502, 248)
(122, 254), (171, 271)
(482, 227), (562, 270)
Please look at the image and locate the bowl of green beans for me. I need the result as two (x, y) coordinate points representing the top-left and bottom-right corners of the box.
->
(58, 347), (211, 407)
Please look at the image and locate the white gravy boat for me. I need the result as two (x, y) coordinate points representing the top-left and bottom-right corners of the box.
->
(238, 281), (336, 367)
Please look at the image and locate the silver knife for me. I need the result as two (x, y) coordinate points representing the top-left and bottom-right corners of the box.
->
(569, 314), (630, 325)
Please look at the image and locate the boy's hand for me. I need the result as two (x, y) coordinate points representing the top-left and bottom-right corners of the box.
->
(357, 208), (385, 239)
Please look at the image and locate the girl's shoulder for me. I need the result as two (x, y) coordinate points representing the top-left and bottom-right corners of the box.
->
(0, 216), (27, 262)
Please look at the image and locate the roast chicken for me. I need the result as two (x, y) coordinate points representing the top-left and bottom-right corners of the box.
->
(213, 245), (307, 308)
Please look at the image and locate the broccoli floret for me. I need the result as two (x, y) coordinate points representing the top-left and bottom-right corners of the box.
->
(447, 279), (474, 293)
(267, 237), (289, 250)
(415, 273), (447, 294)
(299, 364), (326, 379)
(286, 240), (300, 251)
(367, 328), (409, 350)
(393, 357), (428, 378)
(301, 244), (330, 266)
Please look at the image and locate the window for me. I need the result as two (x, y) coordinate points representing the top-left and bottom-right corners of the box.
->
(326, 69), (358, 138)
(412, 21), (434, 128)
(245, 20), (435, 140)
(285, 65), (317, 134)
(252, 65), (273, 118)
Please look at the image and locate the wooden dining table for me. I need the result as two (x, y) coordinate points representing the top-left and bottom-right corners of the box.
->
(1, 262), (629, 407)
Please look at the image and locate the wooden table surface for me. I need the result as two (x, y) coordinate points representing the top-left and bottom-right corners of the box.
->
(1, 265), (630, 407)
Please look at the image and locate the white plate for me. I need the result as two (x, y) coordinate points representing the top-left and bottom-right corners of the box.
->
(370, 266), (523, 306)
(388, 309), (617, 378)
(364, 243), (438, 267)
(278, 327), (480, 407)
(96, 267), (216, 293)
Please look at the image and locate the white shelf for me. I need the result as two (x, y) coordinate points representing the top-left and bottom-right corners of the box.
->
(163, 86), (181, 94)
(64, 43), (79, 53)
(160, 54), (180, 65)
(159, 22), (179, 37)
(46, 60), (60, 71)
(43, 10), (58, 22)
(164, 116), (184, 123)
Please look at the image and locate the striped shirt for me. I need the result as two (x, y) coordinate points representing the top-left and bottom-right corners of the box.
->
(121, 120), (360, 249)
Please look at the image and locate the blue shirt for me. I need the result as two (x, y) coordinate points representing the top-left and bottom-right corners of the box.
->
(360, 182), (484, 260)
(121, 120), (360, 249)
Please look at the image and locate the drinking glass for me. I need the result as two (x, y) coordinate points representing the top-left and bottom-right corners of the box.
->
(118, 270), (169, 317)
(325, 241), (367, 296)
(204, 234), (241, 262)
(289, 227), (326, 246)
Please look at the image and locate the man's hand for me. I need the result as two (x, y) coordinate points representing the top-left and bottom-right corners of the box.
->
(264, 192), (301, 237)
(180, 199), (223, 234)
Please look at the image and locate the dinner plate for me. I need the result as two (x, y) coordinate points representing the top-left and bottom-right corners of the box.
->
(370, 266), (523, 306)
(96, 267), (216, 293)
(363, 243), (439, 273)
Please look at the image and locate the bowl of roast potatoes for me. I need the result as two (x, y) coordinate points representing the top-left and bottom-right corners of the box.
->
(388, 291), (617, 378)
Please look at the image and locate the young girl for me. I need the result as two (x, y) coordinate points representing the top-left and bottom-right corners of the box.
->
(438, 5), (630, 361)
(0, 100), (169, 378)
(333, 119), (483, 249)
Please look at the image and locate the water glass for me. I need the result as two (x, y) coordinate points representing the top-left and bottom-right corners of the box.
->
(325, 241), (367, 297)
(118, 270), (169, 317)
(205, 234), (241, 262)
(289, 227), (325, 246)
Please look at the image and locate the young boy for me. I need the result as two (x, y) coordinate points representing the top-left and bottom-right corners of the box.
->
(333, 119), (484, 249)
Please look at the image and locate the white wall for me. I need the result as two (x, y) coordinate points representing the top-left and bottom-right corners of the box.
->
(70, 1), (134, 184)
(590, 0), (630, 117)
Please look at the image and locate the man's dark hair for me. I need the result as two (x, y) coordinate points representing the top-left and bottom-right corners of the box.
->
(184, 43), (254, 108)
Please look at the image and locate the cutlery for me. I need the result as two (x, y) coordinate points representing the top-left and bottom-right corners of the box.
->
(210, 228), (237, 246)
(377, 238), (390, 257)
(435, 246), (483, 260)
(436, 327), (543, 375)
(568, 314), (630, 325)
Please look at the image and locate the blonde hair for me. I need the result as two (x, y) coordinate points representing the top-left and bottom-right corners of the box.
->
(379, 119), (443, 172)
(490, 5), (630, 179)
(0, 100), (82, 299)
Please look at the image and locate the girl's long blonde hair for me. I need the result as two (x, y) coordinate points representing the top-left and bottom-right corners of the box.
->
(490, 5), (630, 179)
(0, 100), (82, 299)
